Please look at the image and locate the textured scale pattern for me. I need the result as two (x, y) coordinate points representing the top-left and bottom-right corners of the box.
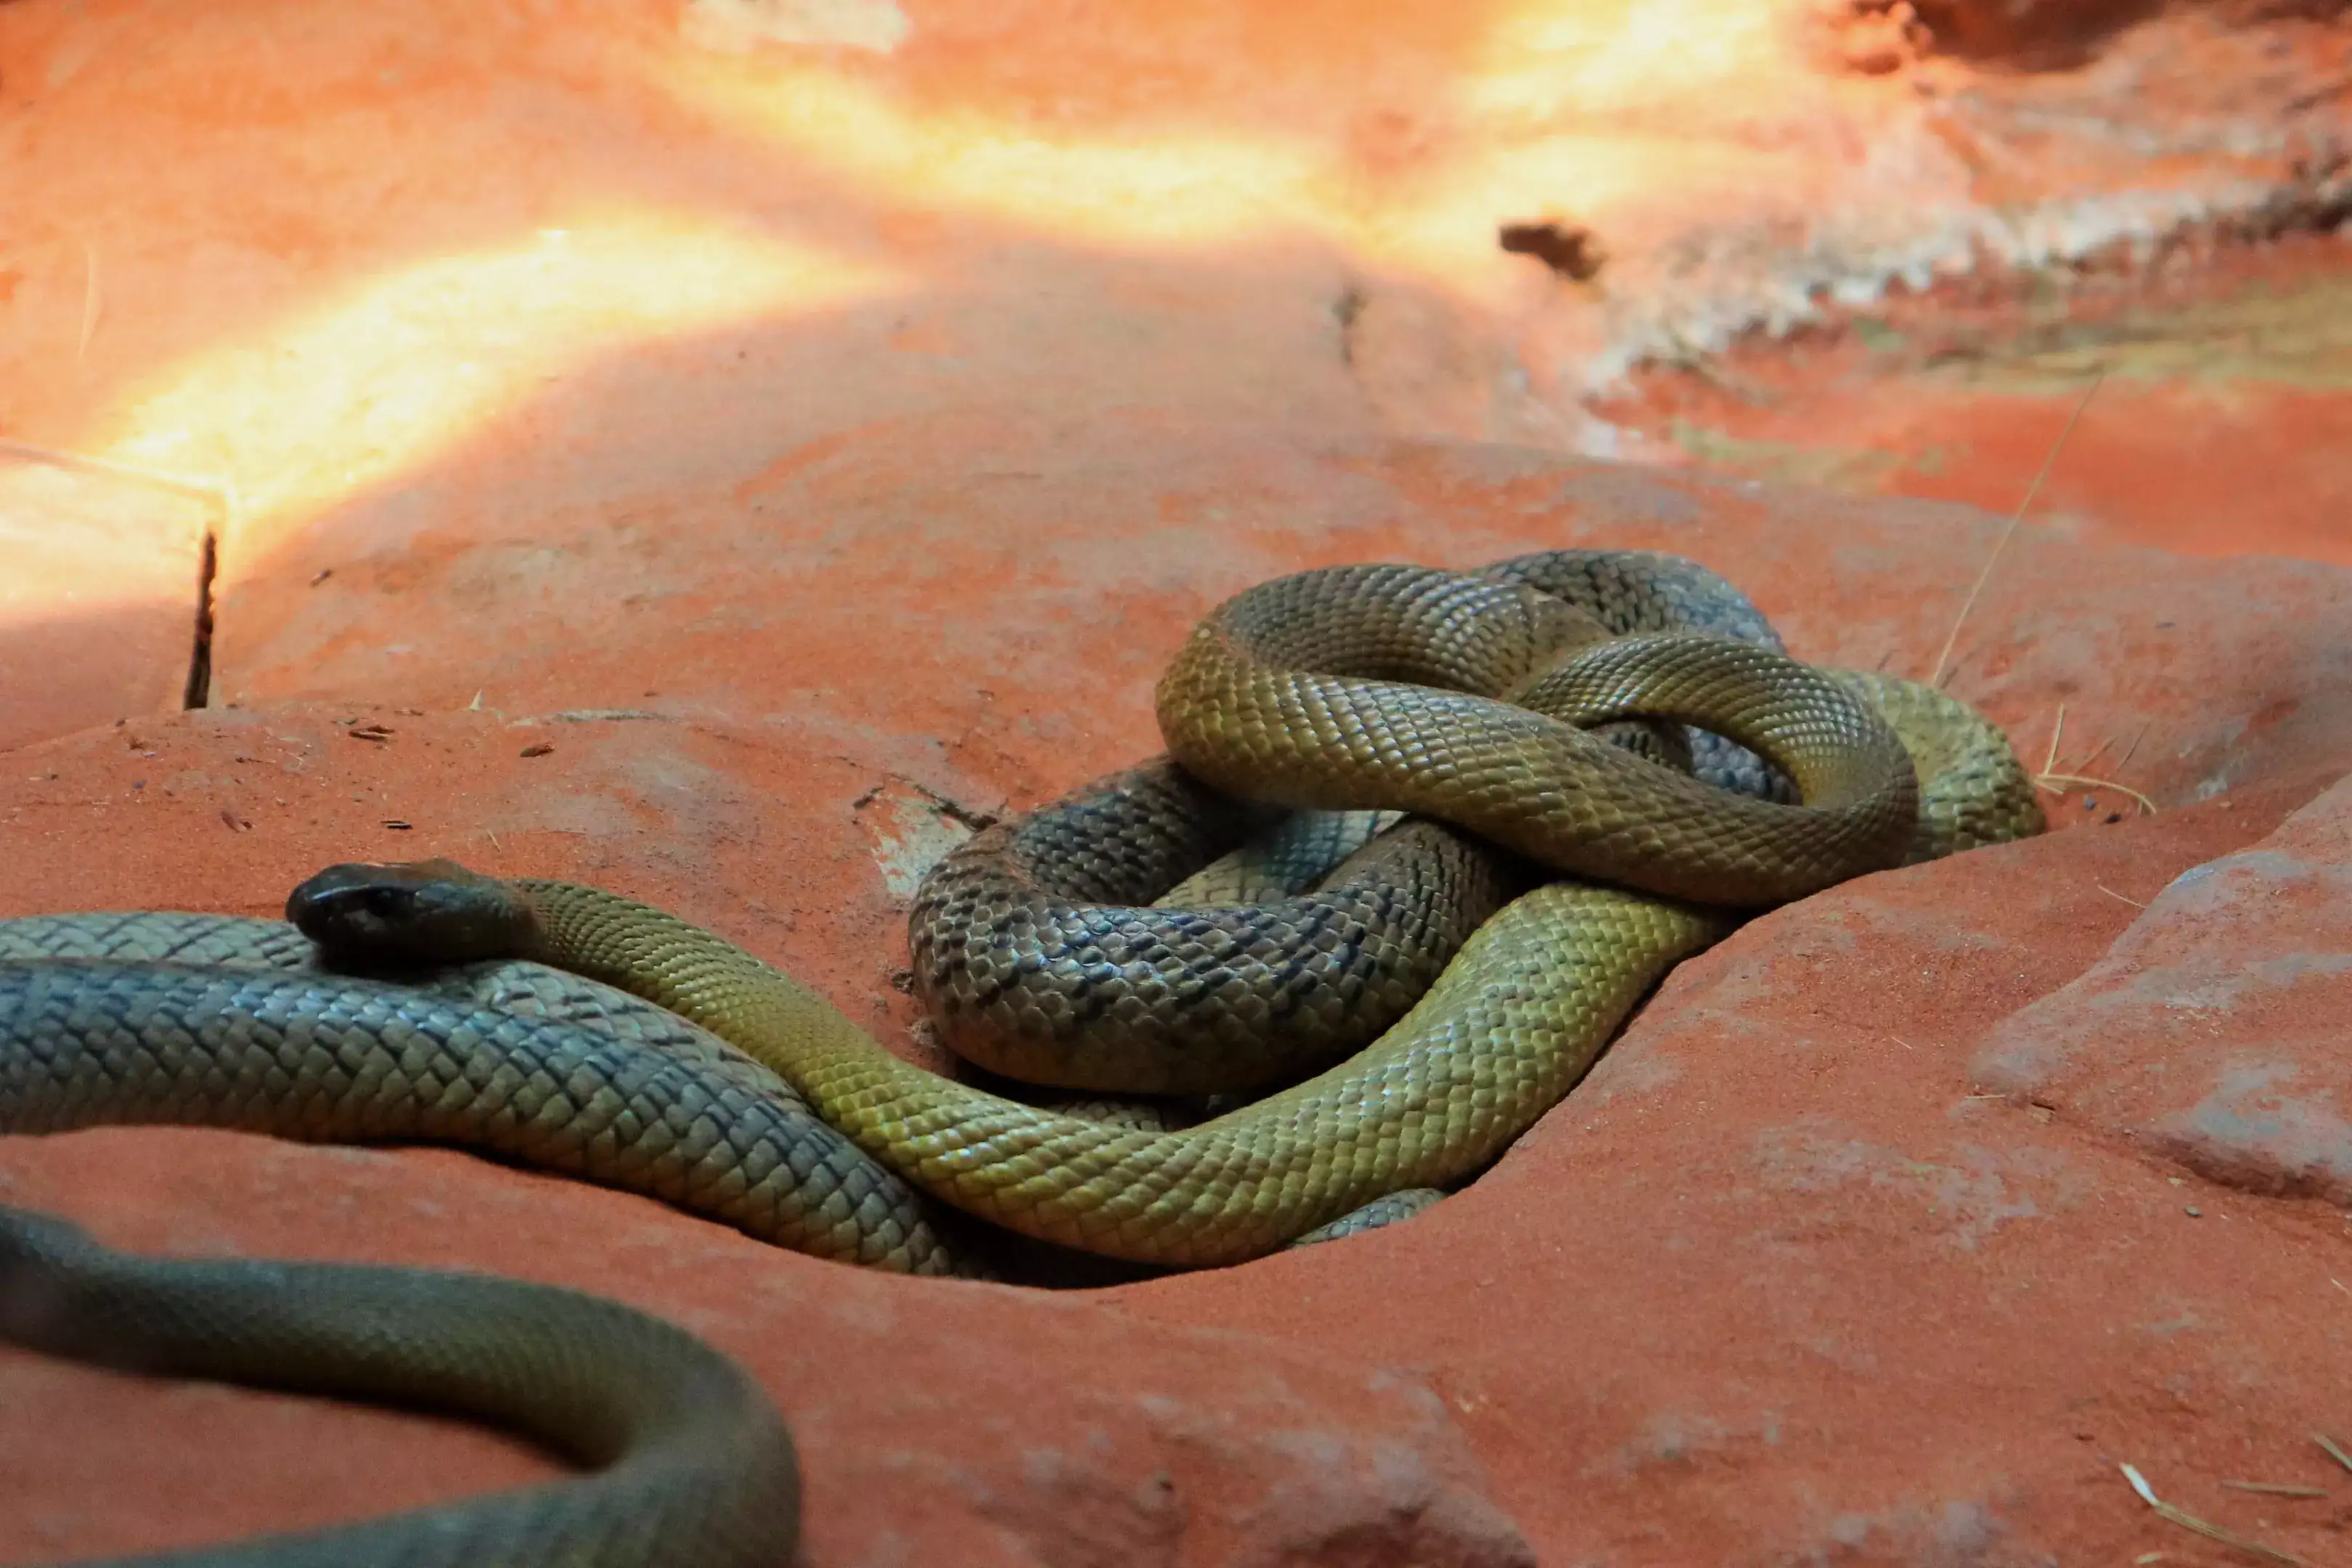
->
(907, 762), (1518, 1094)
(1156, 565), (1922, 906)
(1287, 1185), (1447, 1246)
(521, 877), (1727, 1265)
(1151, 808), (1407, 907)
(500, 553), (2034, 1263)
(1480, 547), (1797, 801)
(1827, 670), (2049, 864)
(0, 920), (958, 1278)
(0, 1204), (799, 1567)
(0, 550), (2046, 1566)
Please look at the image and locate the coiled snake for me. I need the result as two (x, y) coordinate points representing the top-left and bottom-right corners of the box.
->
(0, 550), (2044, 1565)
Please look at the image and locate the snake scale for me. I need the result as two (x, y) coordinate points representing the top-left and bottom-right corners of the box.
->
(0, 1204), (800, 1567)
(0, 550), (2044, 1566)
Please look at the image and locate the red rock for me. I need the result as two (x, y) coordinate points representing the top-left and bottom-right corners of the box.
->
(4, 0), (2352, 1561)
(1593, 244), (2352, 569)
(4, 0), (2346, 758)
(2, 427), (2350, 1564)
(0, 452), (211, 749)
(1979, 772), (2352, 1205)
(0, 1139), (1535, 1568)
(1127, 767), (2351, 1566)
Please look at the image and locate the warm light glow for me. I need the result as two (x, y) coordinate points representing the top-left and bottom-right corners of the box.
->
(647, 1), (1804, 298)
(44, 0), (1821, 581)
(0, 452), (215, 625)
(1460, 1), (1797, 123)
(84, 211), (910, 559)
(661, 57), (1326, 251)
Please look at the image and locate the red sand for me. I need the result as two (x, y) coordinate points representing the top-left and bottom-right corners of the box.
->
(2, 1), (2350, 1564)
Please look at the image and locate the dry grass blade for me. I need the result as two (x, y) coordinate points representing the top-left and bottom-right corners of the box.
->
(2070, 730), (2118, 773)
(2221, 1482), (2329, 1498)
(2029, 701), (2157, 817)
(2120, 1463), (2309, 1566)
(2316, 1434), (2352, 1474)
(1927, 371), (2106, 689)
(2095, 884), (2147, 909)
(2035, 772), (2157, 814)
(2041, 703), (2067, 775)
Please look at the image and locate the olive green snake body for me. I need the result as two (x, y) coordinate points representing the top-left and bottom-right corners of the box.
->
(0, 550), (2045, 1565)
(0, 1204), (799, 1567)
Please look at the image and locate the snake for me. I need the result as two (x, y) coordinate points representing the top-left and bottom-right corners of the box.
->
(0, 1204), (800, 1567)
(0, 549), (2044, 1565)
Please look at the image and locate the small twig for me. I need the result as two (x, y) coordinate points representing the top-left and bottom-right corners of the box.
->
(2096, 884), (2147, 909)
(1927, 372), (2105, 689)
(2072, 731), (2118, 773)
(2221, 1482), (2328, 1498)
(2120, 1463), (2308, 1566)
(78, 240), (101, 361)
(2041, 703), (2067, 775)
(2316, 1434), (2352, 1475)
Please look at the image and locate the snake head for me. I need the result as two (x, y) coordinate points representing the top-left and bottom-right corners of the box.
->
(286, 858), (542, 967)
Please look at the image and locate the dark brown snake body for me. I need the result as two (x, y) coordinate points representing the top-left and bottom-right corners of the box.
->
(0, 550), (2045, 1566)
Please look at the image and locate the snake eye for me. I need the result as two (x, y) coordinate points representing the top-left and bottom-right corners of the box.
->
(303, 884), (407, 922)
(283, 859), (535, 967)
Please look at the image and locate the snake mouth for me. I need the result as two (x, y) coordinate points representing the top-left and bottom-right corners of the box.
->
(286, 859), (539, 966)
